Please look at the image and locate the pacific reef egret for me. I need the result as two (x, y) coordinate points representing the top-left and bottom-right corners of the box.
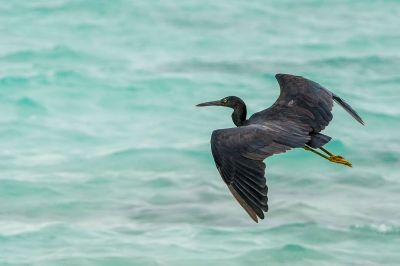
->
(197, 74), (364, 223)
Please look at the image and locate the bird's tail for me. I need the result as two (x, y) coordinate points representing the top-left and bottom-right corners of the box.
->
(332, 94), (364, 125)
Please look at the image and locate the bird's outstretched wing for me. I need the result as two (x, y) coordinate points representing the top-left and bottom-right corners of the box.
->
(211, 123), (310, 222)
(250, 74), (363, 133)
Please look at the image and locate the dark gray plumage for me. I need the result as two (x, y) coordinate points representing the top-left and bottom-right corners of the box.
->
(197, 74), (364, 222)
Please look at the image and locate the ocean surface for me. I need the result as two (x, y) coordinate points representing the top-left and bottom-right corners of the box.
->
(1, 1), (400, 265)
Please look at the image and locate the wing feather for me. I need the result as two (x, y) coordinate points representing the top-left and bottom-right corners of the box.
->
(249, 74), (363, 134)
(211, 124), (310, 222)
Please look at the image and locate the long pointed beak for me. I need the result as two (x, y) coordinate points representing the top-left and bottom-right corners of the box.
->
(196, 100), (221, 107)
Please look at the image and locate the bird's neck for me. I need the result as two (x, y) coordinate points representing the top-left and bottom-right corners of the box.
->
(231, 103), (247, 127)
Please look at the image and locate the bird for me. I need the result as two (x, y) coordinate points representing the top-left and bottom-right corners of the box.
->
(196, 73), (364, 223)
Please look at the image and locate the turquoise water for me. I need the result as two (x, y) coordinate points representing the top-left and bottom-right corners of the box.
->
(1, 1), (400, 265)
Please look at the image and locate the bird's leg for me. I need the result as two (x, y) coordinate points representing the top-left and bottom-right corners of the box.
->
(304, 145), (330, 160)
(304, 145), (352, 167)
(319, 146), (352, 167)
(319, 147), (333, 156)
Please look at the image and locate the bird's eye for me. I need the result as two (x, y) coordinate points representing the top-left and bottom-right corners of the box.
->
(223, 98), (228, 103)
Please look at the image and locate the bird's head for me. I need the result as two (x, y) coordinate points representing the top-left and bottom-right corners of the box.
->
(196, 96), (244, 109)
(196, 96), (247, 127)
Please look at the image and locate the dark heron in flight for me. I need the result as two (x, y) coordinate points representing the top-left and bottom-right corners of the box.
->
(197, 74), (364, 223)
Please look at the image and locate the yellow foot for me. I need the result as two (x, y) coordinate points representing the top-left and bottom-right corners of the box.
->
(329, 155), (352, 167)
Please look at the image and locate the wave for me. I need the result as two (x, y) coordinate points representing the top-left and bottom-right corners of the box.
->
(350, 223), (400, 235)
(160, 55), (400, 76)
(2, 46), (91, 61)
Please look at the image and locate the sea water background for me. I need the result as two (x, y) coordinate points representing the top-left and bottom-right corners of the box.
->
(1, 1), (400, 265)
